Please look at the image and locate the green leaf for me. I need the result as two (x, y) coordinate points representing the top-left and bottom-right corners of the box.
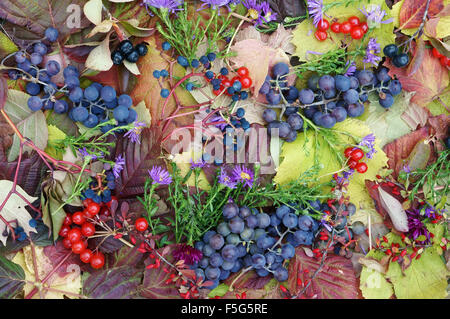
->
(0, 255), (25, 298)
(4, 90), (48, 162)
(386, 247), (449, 299)
(208, 283), (229, 298)
(44, 125), (67, 160)
(0, 32), (18, 60)
(359, 268), (394, 299)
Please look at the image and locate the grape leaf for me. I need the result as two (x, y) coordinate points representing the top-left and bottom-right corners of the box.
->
(0, 0), (90, 39)
(224, 268), (272, 290)
(384, 45), (449, 108)
(3, 90), (49, 162)
(287, 248), (360, 298)
(112, 127), (166, 198)
(0, 255), (25, 298)
(398, 0), (444, 30)
(12, 245), (81, 299)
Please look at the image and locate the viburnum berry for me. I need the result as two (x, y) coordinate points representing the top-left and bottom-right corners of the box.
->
(90, 252), (105, 269)
(350, 148), (364, 161)
(135, 218), (149, 232)
(432, 47), (443, 58)
(67, 228), (82, 243)
(439, 56), (450, 67)
(72, 211), (86, 225)
(348, 159), (358, 169)
(80, 249), (93, 263)
(237, 66), (249, 77)
(330, 22), (341, 33)
(348, 16), (360, 26)
(59, 225), (70, 237)
(62, 237), (72, 249)
(240, 76), (252, 89)
(87, 202), (100, 216)
(63, 214), (72, 226)
(81, 222), (96, 237)
(317, 19), (330, 31)
(106, 196), (118, 209)
(359, 22), (368, 33)
(83, 198), (93, 207)
(356, 162), (368, 173)
(344, 147), (354, 158)
(350, 26), (364, 40)
(71, 240), (87, 254)
(314, 30), (328, 41)
(340, 21), (352, 34)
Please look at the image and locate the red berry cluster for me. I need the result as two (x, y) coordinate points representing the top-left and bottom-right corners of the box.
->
(431, 47), (450, 68)
(344, 147), (368, 173)
(314, 16), (369, 42)
(59, 198), (116, 269)
(212, 67), (253, 96)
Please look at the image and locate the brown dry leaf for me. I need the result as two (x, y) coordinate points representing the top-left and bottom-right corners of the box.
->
(401, 103), (431, 130)
(359, 257), (388, 274)
(378, 187), (409, 232)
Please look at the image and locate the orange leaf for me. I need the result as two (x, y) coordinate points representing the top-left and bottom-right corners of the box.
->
(399, 0), (444, 30)
(384, 46), (449, 107)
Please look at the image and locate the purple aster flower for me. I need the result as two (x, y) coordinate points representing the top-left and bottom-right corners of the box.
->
(232, 165), (254, 188)
(406, 209), (431, 244)
(123, 121), (146, 144)
(113, 154), (125, 178)
(243, 0), (277, 26)
(320, 213), (333, 232)
(148, 166), (173, 185)
(172, 244), (203, 265)
(142, 0), (183, 14)
(402, 164), (411, 174)
(190, 158), (206, 169)
(363, 38), (382, 67)
(78, 147), (98, 161)
(358, 133), (377, 159)
(344, 60), (356, 76)
(218, 167), (237, 189)
(207, 114), (229, 131)
(360, 4), (393, 29)
(199, 0), (231, 10)
(307, 0), (324, 27)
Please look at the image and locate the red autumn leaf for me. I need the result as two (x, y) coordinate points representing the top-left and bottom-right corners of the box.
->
(384, 46), (449, 107)
(287, 248), (360, 299)
(399, 0), (444, 30)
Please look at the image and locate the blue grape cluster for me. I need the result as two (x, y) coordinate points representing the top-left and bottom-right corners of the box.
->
(64, 68), (136, 131)
(261, 62), (403, 136)
(80, 165), (116, 204)
(191, 201), (326, 289)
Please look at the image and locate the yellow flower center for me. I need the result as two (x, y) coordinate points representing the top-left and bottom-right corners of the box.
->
(240, 172), (251, 180)
(248, 9), (259, 20)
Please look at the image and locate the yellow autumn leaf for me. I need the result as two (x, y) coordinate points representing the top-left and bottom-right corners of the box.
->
(44, 125), (67, 160)
(12, 246), (81, 299)
(171, 149), (211, 190)
(274, 118), (388, 218)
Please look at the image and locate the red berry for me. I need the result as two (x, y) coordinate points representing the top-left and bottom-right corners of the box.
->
(356, 162), (368, 173)
(62, 237), (72, 249)
(135, 218), (149, 232)
(350, 26), (364, 40)
(348, 16), (360, 26)
(348, 159), (358, 169)
(213, 88), (222, 96)
(222, 79), (231, 87)
(99, 207), (111, 217)
(71, 240), (87, 254)
(81, 222), (96, 237)
(87, 202), (100, 216)
(83, 198), (93, 207)
(330, 22), (341, 33)
(432, 47), (443, 58)
(90, 252), (105, 269)
(105, 196), (118, 209)
(350, 148), (364, 161)
(59, 225), (70, 238)
(67, 228), (82, 243)
(72, 211), (86, 225)
(314, 30), (328, 41)
(237, 66), (249, 77)
(317, 19), (330, 31)
(240, 76), (253, 89)
(340, 21), (352, 34)
(439, 56), (449, 67)
(63, 214), (72, 226)
(360, 21), (368, 33)
(80, 249), (93, 263)
(344, 147), (354, 158)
